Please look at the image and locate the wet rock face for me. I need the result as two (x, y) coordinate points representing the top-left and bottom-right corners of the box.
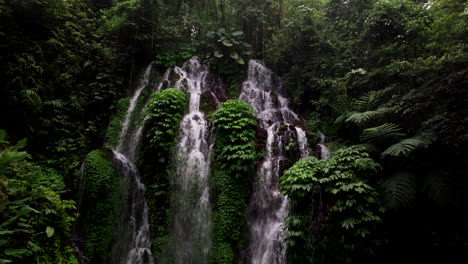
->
(240, 60), (310, 264)
(256, 124), (268, 140)
(278, 157), (293, 176)
(200, 90), (218, 114)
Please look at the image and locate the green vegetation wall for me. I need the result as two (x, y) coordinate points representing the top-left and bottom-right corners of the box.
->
(211, 100), (257, 263)
(281, 146), (383, 264)
(138, 88), (188, 258)
(0, 131), (77, 263)
(78, 149), (123, 263)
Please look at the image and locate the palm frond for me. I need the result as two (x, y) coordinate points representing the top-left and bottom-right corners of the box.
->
(355, 91), (378, 112)
(380, 171), (417, 210)
(360, 123), (405, 142)
(381, 136), (431, 158)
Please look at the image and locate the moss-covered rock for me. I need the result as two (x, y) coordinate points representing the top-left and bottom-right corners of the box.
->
(79, 149), (122, 263)
(211, 100), (257, 263)
(105, 98), (130, 148)
(139, 88), (188, 257)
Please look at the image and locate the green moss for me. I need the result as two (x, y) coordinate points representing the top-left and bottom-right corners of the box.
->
(139, 88), (188, 256)
(211, 100), (257, 263)
(226, 75), (242, 98)
(279, 123), (287, 134)
(200, 91), (217, 117)
(80, 149), (122, 263)
(105, 97), (130, 148)
(307, 130), (321, 146)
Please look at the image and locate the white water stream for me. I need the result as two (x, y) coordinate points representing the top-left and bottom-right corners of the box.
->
(240, 60), (309, 264)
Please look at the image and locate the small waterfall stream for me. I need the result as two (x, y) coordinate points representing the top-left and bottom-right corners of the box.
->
(109, 64), (155, 264)
(317, 132), (330, 160)
(163, 58), (224, 263)
(240, 60), (309, 264)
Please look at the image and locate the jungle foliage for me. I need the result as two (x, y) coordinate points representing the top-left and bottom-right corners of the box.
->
(281, 146), (383, 263)
(0, 130), (77, 264)
(77, 149), (122, 263)
(211, 100), (257, 263)
(139, 88), (188, 257)
(0, 0), (466, 263)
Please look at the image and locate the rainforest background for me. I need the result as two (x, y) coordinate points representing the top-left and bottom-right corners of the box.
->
(0, 0), (466, 263)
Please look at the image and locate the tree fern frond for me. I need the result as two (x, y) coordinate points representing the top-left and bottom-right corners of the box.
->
(354, 143), (381, 154)
(380, 171), (417, 210)
(422, 172), (459, 209)
(345, 108), (388, 126)
(355, 91), (378, 112)
(334, 111), (354, 126)
(381, 136), (430, 158)
(332, 94), (355, 113)
(360, 123), (405, 142)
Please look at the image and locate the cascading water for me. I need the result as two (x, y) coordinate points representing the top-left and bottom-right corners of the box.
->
(240, 60), (309, 264)
(162, 58), (224, 263)
(109, 64), (155, 264)
(317, 132), (330, 160)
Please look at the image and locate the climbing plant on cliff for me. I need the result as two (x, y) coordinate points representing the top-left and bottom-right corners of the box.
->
(281, 146), (383, 264)
(139, 88), (188, 256)
(211, 100), (257, 264)
(78, 149), (122, 263)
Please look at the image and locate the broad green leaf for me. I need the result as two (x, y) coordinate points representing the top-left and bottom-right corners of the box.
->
(13, 138), (27, 150)
(229, 51), (239, 59)
(0, 240), (7, 247)
(214, 50), (223, 58)
(46, 226), (54, 238)
(5, 248), (28, 257)
(222, 39), (233, 47)
(234, 56), (244, 65)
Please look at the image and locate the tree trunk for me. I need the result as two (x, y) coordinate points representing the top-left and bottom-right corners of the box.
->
(279, 0), (286, 26)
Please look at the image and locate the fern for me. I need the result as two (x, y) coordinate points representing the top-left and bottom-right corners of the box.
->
(381, 136), (430, 158)
(360, 123), (405, 142)
(345, 108), (388, 127)
(422, 172), (458, 208)
(355, 91), (379, 112)
(332, 94), (355, 113)
(380, 171), (417, 210)
(334, 111), (353, 126)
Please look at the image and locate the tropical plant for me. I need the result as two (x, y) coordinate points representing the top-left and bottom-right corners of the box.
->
(200, 27), (253, 80)
(0, 130), (77, 264)
(211, 100), (257, 263)
(281, 146), (383, 263)
(359, 123), (405, 143)
(139, 88), (188, 256)
(78, 149), (121, 263)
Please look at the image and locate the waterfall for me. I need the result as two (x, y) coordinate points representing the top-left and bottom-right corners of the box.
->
(240, 60), (309, 264)
(317, 132), (330, 160)
(163, 57), (224, 263)
(109, 63), (155, 264)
